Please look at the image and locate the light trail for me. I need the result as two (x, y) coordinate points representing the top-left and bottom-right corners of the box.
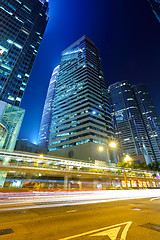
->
(0, 189), (159, 211)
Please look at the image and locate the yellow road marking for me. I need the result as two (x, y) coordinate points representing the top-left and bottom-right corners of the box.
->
(91, 226), (120, 239)
(150, 197), (160, 202)
(58, 221), (132, 240)
(66, 210), (78, 213)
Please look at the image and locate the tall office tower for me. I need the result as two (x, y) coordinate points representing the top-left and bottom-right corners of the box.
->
(48, 36), (114, 162)
(38, 65), (60, 148)
(133, 84), (160, 163)
(108, 81), (153, 164)
(0, 0), (49, 106)
(148, 0), (160, 22)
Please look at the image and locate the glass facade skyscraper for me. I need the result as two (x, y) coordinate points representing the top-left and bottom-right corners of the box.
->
(48, 36), (114, 162)
(108, 81), (154, 164)
(133, 84), (160, 163)
(0, 0), (49, 106)
(148, 0), (160, 22)
(38, 65), (60, 148)
(109, 81), (160, 164)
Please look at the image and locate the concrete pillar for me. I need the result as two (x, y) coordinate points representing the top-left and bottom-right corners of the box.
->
(0, 171), (7, 188)
(64, 175), (68, 190)
(78, 181), (82, 190)
(107, 148), (111, 166)
(0, 158), (10, 188)
(109, 177), (112, 187)
(111, 149), (119, 164)
(93, 180), (98, 189)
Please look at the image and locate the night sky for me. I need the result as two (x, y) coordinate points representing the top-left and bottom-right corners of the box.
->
(19, 0), (160, 144)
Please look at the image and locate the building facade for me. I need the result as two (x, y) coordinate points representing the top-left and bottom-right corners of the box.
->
(148, 0), (160, 22)
(133, 84), (160, 163)
(0, 100), (25, 150)
(108, 81), (153, 164)
(0, 0), (48, 106)
(38, 65), (60, 148)
(48, 36), (114, 162)
(15, 139), (47, 154)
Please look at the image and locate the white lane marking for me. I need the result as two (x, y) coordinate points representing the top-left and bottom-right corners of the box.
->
(58, 221), (132, 240)
(132, 208), (142, 211)
(66, 210), (78, 213)
(150, 197), (160, 202)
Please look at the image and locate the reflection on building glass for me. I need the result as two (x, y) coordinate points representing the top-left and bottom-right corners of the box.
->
(0, 100), (25, 150)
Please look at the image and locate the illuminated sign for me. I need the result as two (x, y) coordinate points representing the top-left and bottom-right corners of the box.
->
(127, 180), (131, 187)
(143, 181), (147, 187)
(146, 181), (150, 187)
(152, 181), (156, 188)
(121, 180), (126, 187)
(131, 180), (137, 187)
(138, 181), (143, 187)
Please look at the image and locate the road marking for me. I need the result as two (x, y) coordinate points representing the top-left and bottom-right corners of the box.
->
(90, 226), (120, 239)
(132, 208), (142, 211)
(66, 210), (78, 213)
(150, 197), (160, 202)
(58, 221), (132, 240)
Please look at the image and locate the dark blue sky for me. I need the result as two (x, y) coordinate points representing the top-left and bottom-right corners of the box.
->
(19, 0), (160, 144)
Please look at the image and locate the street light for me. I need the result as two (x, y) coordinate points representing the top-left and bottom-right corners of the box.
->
(98, 140), (117, 165)
(109, 141), (117, 149)
(124, 154), (131, 162)
(123, 154), (131, 187)
(99, 146), (104, 151)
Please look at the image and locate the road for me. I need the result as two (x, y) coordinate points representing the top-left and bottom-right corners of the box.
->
(0, 190), (160, 239)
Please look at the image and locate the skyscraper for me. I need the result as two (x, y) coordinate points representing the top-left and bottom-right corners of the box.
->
(133, 83), (160, 163)
(148, 0), (160, 22)
(0, 0), (49, 106)
(48, 36), (114, 162)
(108, 81), (153, 164)
(38, 65), (60, 148)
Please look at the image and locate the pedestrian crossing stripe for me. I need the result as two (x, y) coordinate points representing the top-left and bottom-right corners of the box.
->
(59, 221), (132, 240)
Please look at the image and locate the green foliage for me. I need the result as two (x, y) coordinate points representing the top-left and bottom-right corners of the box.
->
(117, 162), (127, 167)
(148, 161), (160, 171)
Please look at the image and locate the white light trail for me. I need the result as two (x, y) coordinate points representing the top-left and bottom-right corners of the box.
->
(0, 189), (159, 212)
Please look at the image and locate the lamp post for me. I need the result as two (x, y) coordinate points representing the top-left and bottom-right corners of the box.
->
(123, 154), (131, 187)
(98, 141), (117, 166)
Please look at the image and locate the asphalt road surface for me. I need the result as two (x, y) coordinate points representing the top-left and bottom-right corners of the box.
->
(0, 190), (160, 239)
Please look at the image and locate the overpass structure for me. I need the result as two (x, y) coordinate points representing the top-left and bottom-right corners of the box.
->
(0, 150), (159, 189)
